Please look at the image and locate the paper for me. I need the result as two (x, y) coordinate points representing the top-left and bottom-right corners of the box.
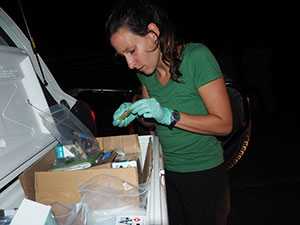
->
(10, 199), (57, 225)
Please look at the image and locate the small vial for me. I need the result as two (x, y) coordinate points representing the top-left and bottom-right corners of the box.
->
(55, 143), (65, 166)
(118, 109), (133, 121)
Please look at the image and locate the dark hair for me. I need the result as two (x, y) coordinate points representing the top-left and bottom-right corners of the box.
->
(105, 0), (184, 82)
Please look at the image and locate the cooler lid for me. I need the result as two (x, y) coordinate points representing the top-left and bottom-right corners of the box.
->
(0, 46), (54, 189)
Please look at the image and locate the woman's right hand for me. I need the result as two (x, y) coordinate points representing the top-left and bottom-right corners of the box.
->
(112, 102), (137, 127)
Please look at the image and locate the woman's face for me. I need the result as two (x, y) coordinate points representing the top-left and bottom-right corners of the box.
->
(110, 26), (161, 75)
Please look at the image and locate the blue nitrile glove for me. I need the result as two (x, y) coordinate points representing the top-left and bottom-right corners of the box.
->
(130, 98), (173, 125)
(112, 102), (137, 127)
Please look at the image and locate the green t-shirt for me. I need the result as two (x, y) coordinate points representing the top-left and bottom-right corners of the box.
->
(137, 43), (224, 172)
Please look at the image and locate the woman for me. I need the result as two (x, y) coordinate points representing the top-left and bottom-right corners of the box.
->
(106, 1), (232, 224)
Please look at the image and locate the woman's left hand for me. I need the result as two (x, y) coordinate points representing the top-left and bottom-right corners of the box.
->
(130, 98), (173, 125)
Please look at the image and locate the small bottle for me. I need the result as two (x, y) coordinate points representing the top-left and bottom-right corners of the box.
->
(54, 143), (65, 167)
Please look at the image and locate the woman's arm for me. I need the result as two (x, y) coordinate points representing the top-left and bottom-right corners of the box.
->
(176, 77), (232, 136)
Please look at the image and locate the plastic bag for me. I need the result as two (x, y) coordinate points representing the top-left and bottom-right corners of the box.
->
(50, 202), (85, 225)
(39, 104), (100, 158)
(79, 174), (149, 225)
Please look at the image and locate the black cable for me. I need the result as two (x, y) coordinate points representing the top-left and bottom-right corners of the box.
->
(17, 0), (48, 86)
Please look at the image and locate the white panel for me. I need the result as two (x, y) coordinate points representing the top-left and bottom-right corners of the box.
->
(0, 8), (76, 109)
(0, 46), (54, 189)
(139, 135), (169, 225)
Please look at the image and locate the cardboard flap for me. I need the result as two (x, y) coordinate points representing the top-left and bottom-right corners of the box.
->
(140, 138), (153, 184)
(97, 134), (140, 155)
(19, 150), (55, 201)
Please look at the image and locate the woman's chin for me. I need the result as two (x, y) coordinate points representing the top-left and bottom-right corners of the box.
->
(142, 68), (155, 76)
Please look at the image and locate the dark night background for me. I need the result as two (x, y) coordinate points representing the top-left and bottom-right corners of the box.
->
(1, 1), (298, 225)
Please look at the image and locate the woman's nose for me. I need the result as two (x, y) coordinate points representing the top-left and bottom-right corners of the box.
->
(126, 56), (136, 69)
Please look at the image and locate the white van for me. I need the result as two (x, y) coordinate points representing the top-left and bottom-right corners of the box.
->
(0, 7), (168, 225)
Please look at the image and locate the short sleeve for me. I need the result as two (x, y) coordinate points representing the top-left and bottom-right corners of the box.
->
(186, 44), (222, 88)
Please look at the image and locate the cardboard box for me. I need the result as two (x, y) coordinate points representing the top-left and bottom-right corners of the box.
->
(35, 167), (138, 205)
(19, 134), (151, 206)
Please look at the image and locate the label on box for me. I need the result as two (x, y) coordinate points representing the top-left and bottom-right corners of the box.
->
(115, 215), (145, 225)
(112, 160), (137, 169)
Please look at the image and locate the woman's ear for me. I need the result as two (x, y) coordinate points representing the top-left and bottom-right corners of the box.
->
(147, 23), (160, 40)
